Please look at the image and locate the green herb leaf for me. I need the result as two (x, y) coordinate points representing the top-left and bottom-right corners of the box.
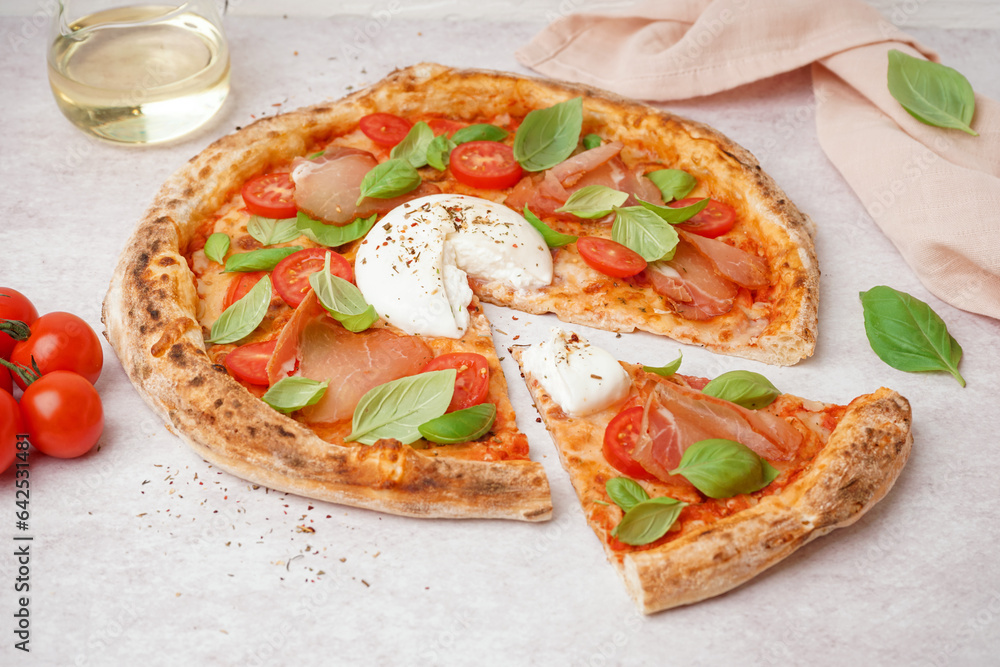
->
(522, 206), (577, 248)
(203, 233), (230, 264)
(645, 169), (697, 202)
(346, 369), (457, 445)
(296, 211), (377, 247)
(555, 185), (629, 219)
(224, 246), (302, 273)
(887, 49), (978, 136)
(206, 274), (272, 344)
(582, 133), (602, 150)
(426, 135), (457, 171)
(859, 285), (966, 386)
(612, 496), (686, 546)
(262, 377), (328, 414)
(308, 252), (378, 332)
(611, 206), (680, 262)
(513, 97), (584, 172)
(356, 158), (421, 205)
(637, 197), (709, 224)
(307, 150), (325, 159)
(669, 439), (779, 499)
(605, 477), (650, 512)
(701, 370), (780, 409)
(247, 216), (300, 246)
(418, 403), (497, 444)
(643, 352), (682, 378)
(451, 123), (509, 144)
(390, 121), (435, 168)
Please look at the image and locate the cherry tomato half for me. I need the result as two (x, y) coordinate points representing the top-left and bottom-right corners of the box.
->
(671, 198), (737, 238)
(449, 141), (523, 190)
(359, 113), (413, 147)
(20, 371), (103, 459)
(0, 288), (38, 360)
(427, 118), (466, 138)
(223, 271), (270, 311)
(0, 390), (21, 474)
(576, 237), (647, 278)
(224, 339), (277, 386)
(10, 312), (103, 389)
(241, 173), (298, 219)
(419, 353), (490, 412)
(603, 406), (658, 482)
(272, 248), (354, 309)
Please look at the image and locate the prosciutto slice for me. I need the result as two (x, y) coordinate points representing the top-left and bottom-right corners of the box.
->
(632, 380), (803, 483)
(648, 239), (738, 320)
(679, 230), (769, 289)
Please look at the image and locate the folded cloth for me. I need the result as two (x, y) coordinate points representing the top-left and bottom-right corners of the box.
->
(517, 0), (1000, 319)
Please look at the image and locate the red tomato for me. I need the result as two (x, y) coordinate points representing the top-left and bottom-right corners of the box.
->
(0, 368), (10, 395)
(272, 248), (354, 308)
(427, 118), (466, 137)
(224, 339), (277, 386)
(20, 371), (103, 459)
(603, 406), (658, 482)
(0, 390), (21, 474)
(0, 288), (38, 359)
(10, 312), (103, 389)
(671, 198), (737, 238)
(359, 113), (413, 147)
(419, 353), (490, 412)
(576, 237), (647, 278)
(449, 141), (523, 190)
(223, 271), (269, 310)
(241, 173), (298, 219)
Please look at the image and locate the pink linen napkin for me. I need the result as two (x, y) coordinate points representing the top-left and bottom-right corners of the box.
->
(517, 0), (1000, 319)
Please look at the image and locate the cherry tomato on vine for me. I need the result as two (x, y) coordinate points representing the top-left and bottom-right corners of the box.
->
(10, 312), (103, 389)
(0, 390), (21, 474)
(0, 288), (38, 360)
(0, 368), (11, 395)
(19, 371), (104, 459)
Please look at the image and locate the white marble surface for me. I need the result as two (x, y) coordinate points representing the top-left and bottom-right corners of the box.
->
(1, 13), (999, 667)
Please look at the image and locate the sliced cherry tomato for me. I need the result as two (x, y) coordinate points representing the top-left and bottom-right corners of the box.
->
(359, 113), (413, 147)
(603, 406), (659, 482)
(272, 248), (354, 309)
(223, 271), (269, 310)
(0, 288), (38, 360)
(0, 390), (21, 474)
(576, 237), (647, 278)
(241, 173), (298, 219)
(10, 312), (103, 389)
(427, 118), (466, 138)
(419, 353), (490, 412)
(449, 141), (523, 190)
(224, 339), (277, 386)
(671, 198), (737, 238)
(20, 371), (103, 459)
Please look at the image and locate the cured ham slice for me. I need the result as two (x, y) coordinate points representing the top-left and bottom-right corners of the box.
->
(649, 239), (738, 320)
(267, 292), (433, 423)
(679, 230), (768, 289)
(632, 380), (803, 483)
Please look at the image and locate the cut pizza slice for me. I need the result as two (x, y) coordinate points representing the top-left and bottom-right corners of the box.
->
(512, 329), (912, 612)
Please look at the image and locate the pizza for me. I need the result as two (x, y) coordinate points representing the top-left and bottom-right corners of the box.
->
(102, 62), (820, 522)
(512, 329), (912, 613)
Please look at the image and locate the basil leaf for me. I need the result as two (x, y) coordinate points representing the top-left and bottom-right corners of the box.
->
(887, 49), (977, 136)
(612, 496), (686, 546)
(296, 211), (377, 247)
(637, 197), (709, 224)
(701, 370), (780, 409)
(451, 123), (508, 144)
(356, 158), (421, 205)
(224, 246), (302, 273)
(262, 377), (328, 414)
(206, 275), (271, 344)
(669, 439), (777, 499)
(643, 352), (682, 378)
(611, 206), (679, 262)
(556, 185), (629, 219)
(645, 169), (697, 202)
(418, 403), (497, 444)
(513, 97), (583, 172)
(426, 135), (457, 171)
(247, 216), (300, 246)
(346, 369), (457, 445)
(582, 133), (602, 150)
(860, 285), (966, 386)
(390, 121), (434, 168)
(605, 477), (649, 512)
(307, 150), (324, 159)
(309, 253), (378, 332)
(523, 206), (577, 248)
(203, 233), (230, 264)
